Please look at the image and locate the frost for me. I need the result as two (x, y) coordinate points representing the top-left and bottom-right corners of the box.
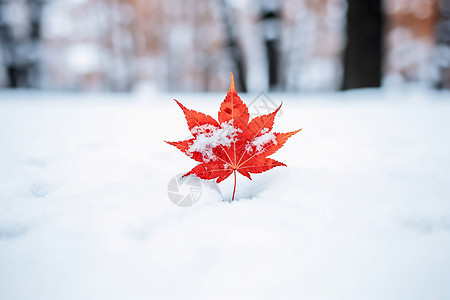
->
(187, 122), (242, 162)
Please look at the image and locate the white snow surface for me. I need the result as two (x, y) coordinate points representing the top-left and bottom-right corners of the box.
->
(1, 89), (450, 299)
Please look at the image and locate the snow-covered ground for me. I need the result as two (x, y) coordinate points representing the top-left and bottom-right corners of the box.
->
(0, 89), (450, 299)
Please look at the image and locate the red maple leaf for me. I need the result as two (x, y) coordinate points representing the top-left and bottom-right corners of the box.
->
(166, 73), (301, 200)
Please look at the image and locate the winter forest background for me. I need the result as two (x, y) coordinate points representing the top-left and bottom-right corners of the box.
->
(1, 0), (449, 92)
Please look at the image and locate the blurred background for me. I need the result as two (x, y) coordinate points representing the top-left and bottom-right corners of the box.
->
(0, 0), (449, 93)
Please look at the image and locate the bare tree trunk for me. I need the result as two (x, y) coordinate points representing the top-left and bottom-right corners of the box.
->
(218, 0), (247, 92)
(260, 0), (281, 91)
(437, 0), (450, 89)
(342, 0), (383, 90)
(0, 0), (44, 88)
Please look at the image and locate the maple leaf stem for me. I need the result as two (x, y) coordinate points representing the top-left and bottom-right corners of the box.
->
(232, 169), (237, 201)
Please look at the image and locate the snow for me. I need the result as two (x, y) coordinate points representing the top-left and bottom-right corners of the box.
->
(188, 122), (242, 162)
(250, 130), (277, 154)
(1, 89), (450, 299)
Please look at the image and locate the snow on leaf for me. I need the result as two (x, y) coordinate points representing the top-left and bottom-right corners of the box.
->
(251, 131), (277, 154)
(186, 122), (242, 162)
